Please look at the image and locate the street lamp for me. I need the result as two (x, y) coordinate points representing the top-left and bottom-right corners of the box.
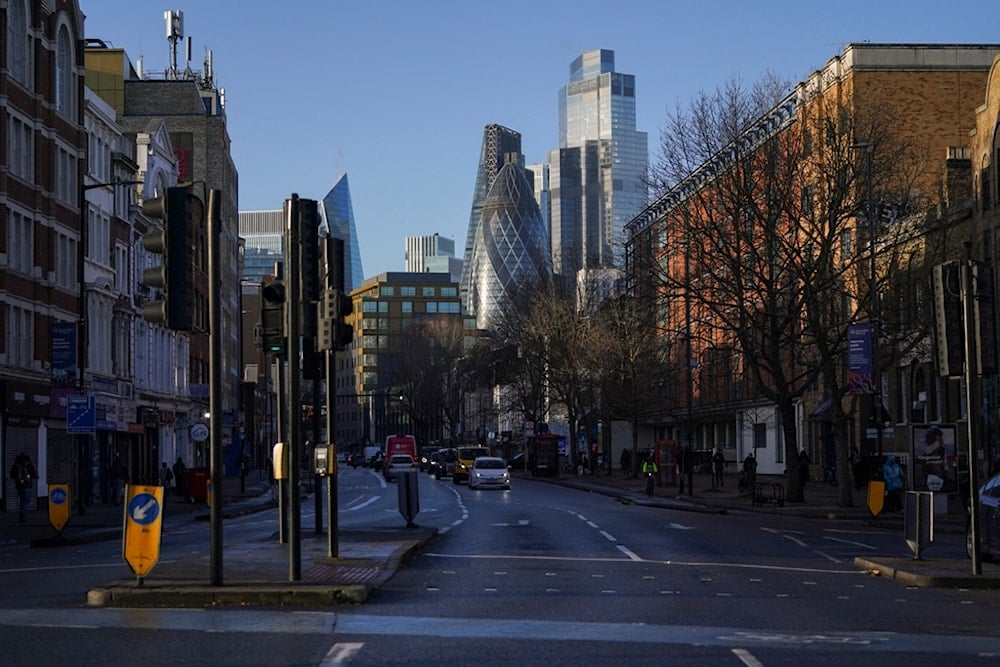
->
(76, 178), (142, 515)
(853, 142), (882, 457)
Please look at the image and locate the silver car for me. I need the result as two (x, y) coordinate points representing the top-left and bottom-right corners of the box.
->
(969, 470), (1000, 560)
(468, 456), (511, 490)
(383, 454), (416, 482)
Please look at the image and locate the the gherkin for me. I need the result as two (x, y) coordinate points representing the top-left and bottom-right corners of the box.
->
(469, 154), (553, 330)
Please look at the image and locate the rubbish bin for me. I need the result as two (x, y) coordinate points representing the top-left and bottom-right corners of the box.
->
(187, 467), (209, 503)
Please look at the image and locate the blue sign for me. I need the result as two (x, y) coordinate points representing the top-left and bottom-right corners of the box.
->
(50, 487), (68, 505)
(128, 493), (160, 526)
(67, 395), (96, 434)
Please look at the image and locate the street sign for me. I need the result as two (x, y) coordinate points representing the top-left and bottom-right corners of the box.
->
(47, 483), (71, 534)
(191, 423), (209, 442)
(122, 485), (164, 579)
(67, 395), (95, 435)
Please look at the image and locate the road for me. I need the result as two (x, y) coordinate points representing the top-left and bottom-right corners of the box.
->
(1, 466), (997, 666)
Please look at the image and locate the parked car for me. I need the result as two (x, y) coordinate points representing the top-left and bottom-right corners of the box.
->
(468, 456), (511, 490)
(453, 446), (492, 484)
(383, 454), (417, 482)
(429, 448), (456, 479)
(969, 469), (1000, 560)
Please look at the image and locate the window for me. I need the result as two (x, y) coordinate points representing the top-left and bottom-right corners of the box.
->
(441, 286), (457, 297)
(422, 286), (436, 296)
(362, 300), (378, 313)
(427, 302), (438, 313)
(380, 286), (395, 297)
(7, 209), (33, 274)
(55, 25), (74, 117)
(7, 0), (30, 87)
(400, 286), (416, 296)
(53, 230), (78, 289)
(8, 114), (33, 180)
(401, 301), (413, 313)
(54, 144), (78, 203)
(5, 304), (33, 367)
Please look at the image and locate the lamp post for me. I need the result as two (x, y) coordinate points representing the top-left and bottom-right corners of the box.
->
(854, 142), (882, 457)
(78, 178), (142, 515)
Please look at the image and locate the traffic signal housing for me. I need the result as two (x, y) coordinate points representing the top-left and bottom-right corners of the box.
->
(318, 288), (353, 351)
(260, 278), (287, 357)
(141, 187), (199, 331)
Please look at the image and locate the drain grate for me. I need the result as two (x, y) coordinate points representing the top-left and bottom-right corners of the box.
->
(303, 564), (381, 584)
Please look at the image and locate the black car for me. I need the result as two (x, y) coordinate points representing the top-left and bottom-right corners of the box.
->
(969, 470), (1000, 560)
(428, 448), (456, 479)
(418, 446), (439, 472)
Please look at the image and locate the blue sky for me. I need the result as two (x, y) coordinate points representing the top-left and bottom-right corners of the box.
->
(81, 0), (1000, 279)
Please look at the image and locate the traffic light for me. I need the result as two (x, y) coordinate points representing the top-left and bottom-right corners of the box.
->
(298, 199), (321, 339)
(932, 261), (964, 378)
(318, 288), (353, 351)
(141, 187), (199, 331)
(973, 261), (997, 377)
(260, 278), (287, 357)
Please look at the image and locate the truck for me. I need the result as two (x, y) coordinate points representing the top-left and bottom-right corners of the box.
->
(385, 435), (418, 463)
(527, 434), (561, 477)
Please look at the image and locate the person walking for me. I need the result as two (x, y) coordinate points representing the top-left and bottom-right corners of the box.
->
(641, 455), (658, 497)
(158, 461), (174, 496)
(620, 448), (632, 477)
(109, 457), (128, 506)
(172, 457), (187, 500)
(798, 449), (811, 485)
(882, 454), (904, 512)
(712, 448), (725, 487)
(9, 452), (38, 523)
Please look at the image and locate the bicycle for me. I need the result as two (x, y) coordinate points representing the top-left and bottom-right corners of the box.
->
(738, 468), (756, 495)
(645, 472), (655, 497)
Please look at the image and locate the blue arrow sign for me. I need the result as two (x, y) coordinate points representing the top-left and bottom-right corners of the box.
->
(67, 395), (96, 434)
(128, 493), (160, 526)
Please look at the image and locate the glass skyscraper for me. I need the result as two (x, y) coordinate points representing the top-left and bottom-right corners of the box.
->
(467, 153), (553, 330)
(321, 173), (364, 292)
(550, 49), (648, 277)
(460, 124), (524, 316)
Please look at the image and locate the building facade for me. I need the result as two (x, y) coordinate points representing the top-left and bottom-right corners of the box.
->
(321, 173), (363, 292)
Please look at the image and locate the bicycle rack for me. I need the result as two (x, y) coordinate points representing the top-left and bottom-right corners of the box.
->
(752, 482), (785, 507)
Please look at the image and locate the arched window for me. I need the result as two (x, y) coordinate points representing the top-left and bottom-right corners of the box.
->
(55, 24), (73, 116)
(7, 0), (30, 87)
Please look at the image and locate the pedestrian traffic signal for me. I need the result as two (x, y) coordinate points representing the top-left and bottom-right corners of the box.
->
(260, 278), (287, 357)
(141, 187), (199, 331)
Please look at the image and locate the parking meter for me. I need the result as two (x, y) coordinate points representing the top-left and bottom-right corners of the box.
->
(314, 444), (336, 477)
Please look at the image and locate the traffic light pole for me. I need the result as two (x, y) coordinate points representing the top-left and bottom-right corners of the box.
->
(286, 196), (302, 581)
(207, 189), (224, 586)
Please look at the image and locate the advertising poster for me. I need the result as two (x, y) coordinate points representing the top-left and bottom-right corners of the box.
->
(911, 424), (957, 493)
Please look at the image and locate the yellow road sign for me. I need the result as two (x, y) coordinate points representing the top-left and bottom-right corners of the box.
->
(47, 483), (71, 534)
(122, 485), (164, 578)
(867, 480), (885, 517)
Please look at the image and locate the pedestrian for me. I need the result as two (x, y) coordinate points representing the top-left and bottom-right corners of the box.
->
(882, 454), (904, 512)
(712, 448), (725, 486)
(851, 446), (865, 490)
(590, 447), (599, 476)
(159, 461), (174, 495)
(620, 448), (632, 476)
(641, 454), (658, 497)
(109, 456), (128, 506)
(172, 457), (187, 499)
(799, 449), (811, 485)
(9, 452), (38, 523)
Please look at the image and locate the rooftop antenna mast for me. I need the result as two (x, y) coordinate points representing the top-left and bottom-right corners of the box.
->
(165, 10), (183, 80)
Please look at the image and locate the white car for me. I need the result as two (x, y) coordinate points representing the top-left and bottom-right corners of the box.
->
(468, 456), (511, 490)
(383, 454), (416, 482)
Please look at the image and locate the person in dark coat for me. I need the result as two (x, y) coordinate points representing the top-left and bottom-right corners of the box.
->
(9, 453), (38, 522)
(172, 457), (187, 500)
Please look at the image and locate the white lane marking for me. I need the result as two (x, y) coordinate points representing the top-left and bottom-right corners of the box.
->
(761, 527), (804, 534)
(732, 648), (764, 667)
(823, 535), (877, 550)
(343, 496), (379, 512)
(320, 642), (365, 665)
(814, 550), (842, 564)
(423, 551), (862, 575)
(668, 522), (694, 530)
(781, 534), (809, 548)
(616, 544), (642, 561)
(599, 530), (617, 542)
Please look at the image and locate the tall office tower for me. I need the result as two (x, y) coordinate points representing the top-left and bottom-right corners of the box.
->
(526, 162), (551, 241)
(321, 173), (364, 291)
(551, 49), (648, 282)
(468, 154), (553, 330)
(405, 233), (455, 272)
(239, 210), (285, 283)
(460, 124), (523, 315)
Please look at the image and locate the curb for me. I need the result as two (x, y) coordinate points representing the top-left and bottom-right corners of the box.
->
(853, 557), (1000, 589)
(86, 582), (372, 607)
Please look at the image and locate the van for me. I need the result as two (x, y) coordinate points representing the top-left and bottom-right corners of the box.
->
(452, 445), (492, 484)
(385, 435), (418, 462)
